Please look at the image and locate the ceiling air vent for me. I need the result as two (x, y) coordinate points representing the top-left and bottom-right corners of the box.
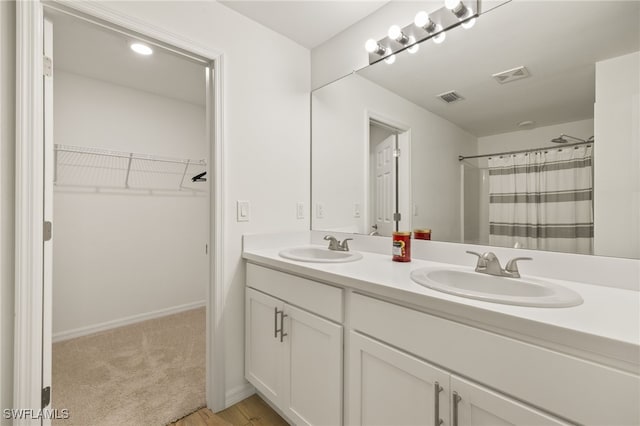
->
(437, 90), (464, 104)
(492, 66), (530, 84)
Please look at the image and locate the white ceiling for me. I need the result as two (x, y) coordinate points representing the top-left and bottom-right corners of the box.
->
(219, 0), (389, 48)
(357, 1), (640, 137)
(51, 11), (206, 107)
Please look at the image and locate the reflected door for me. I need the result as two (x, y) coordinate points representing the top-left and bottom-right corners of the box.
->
(374, 135), (396, 236)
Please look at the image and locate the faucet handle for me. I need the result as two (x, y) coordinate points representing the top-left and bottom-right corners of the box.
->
(340, 238), (353, 251)
(466, 251), (485, 270)
(465, 250), (482, 259)
(505, 257), (532, 274)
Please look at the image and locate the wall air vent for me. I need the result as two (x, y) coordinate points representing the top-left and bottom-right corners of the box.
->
(437, 90), (465, 104)
(492, 66), (530, 84)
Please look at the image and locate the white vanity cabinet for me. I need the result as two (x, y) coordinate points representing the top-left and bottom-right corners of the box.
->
(348, 332), (567, 426)
(245, 264), (343, 426)
(347, 332), (450, 426)
(244, 259), (639, 426)
(350, 293), (639, 426)
(451, 376), (568, 426)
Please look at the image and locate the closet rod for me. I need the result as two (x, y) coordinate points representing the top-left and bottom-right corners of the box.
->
(458, 140), (594, 161)
(54, 144), (206, 166)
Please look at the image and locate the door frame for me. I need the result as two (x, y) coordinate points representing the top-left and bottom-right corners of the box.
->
(15, 0), (227, 418)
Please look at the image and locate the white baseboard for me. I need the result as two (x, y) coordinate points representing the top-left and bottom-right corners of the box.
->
(225, 383), (255, 408)
(52, 300), (206, 343)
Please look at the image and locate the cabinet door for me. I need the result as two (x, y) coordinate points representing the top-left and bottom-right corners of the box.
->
(245, 288), (284, 404)
(451, 376), (570, 426)
(348, 332), (450, 426)
(283, 304), (343, 426)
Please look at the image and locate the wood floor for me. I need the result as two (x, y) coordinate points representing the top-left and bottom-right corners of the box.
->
(170, 394), (289, 426)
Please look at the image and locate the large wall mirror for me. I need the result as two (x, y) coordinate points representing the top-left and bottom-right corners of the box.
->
(312, 0), (640, 259)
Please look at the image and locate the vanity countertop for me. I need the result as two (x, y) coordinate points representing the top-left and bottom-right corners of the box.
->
(243, 244), (640, 373)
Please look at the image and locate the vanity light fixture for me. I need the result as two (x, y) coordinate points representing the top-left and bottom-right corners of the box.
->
(445, 0), (469, 18)
(414, 11), (446, 44)
(389, 25), (420, 54)
(364, 0), (480, 65)
(130, 42), (153, 56)
(388, 25), (409, 44)
(445, 0), (476, 29)
(365, 39), (388, 56)
(384, 54), (396, 65)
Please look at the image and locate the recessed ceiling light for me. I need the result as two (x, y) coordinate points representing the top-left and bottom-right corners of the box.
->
(130, 42), (153, 56)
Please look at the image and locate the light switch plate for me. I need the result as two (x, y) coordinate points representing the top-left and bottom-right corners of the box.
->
(296, 202), (305, 219)
(237, 200), (250, 222)
(353, 203), (361, 218)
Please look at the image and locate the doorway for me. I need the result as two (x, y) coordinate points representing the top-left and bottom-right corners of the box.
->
(368, 118), (411, 236)
(45, 9), (211, 424)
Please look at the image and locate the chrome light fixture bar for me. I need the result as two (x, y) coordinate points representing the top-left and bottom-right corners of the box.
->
(366, 0), (480, 65)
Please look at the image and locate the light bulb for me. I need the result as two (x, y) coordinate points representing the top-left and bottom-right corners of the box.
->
(461, 16), (476, 29)
(130, 43), (153, 56)
(384, 54), (396, 65)
(407, 37), (419, 54)
(461, 7), (476, 29)
(433, 26), (446, 44)
(388, 25), (402, 40)
(365, 39), (379, 53)
(445, 0), (461, 10)
(414, 11), (429, 28)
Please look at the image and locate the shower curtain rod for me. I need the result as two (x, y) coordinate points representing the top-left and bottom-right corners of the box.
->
(458, 140), (594, 161)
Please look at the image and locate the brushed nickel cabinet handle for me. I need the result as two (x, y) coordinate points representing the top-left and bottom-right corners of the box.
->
(274, 307), (278, 338)
(453, 391), (462, 426)
(279, 312), (288, 342)
(434, 381), (443, 426)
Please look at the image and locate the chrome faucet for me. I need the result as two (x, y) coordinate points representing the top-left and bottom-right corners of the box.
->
(324, 235), (353, 252)
(466, 251), (532, 278)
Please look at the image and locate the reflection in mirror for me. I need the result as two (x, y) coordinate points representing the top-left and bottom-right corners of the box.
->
(311, 0), (640, 259)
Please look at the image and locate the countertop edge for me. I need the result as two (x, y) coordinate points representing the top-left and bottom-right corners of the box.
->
(242, 251), (640, 374)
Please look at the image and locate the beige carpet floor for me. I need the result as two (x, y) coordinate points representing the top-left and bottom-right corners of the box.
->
(52, 307), (206, 426)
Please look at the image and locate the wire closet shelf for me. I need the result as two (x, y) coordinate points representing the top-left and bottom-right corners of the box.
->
(54, 144), (207, 192)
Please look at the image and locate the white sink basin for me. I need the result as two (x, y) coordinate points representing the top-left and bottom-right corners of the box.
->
(279, 246), (363, 263)
(410, 267), (583, 308)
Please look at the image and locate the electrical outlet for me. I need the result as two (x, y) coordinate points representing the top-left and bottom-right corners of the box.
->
(413, 204), (419, 216)
(296, 202), (305, 219)
(353, 203), (361, 218)
(316, 203), (324, 219)
(237, 200), (250, 222)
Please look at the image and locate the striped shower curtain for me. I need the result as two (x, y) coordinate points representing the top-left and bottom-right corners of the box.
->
(488, 145), (593, 254)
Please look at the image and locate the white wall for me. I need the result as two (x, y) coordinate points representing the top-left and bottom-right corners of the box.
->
(594, 51), (640, 259)
(52, 70), (208, 337)
(91, 1), (311, 401)
(312, 74), (476, 241)
(0, 1), (15, 420)
(477, 119), (595, 156)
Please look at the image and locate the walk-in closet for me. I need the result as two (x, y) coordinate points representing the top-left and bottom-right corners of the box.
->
(48, 9), (210, 424)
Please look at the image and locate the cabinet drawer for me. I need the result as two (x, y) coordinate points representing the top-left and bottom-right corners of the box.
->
(351, 293), (640, 425)
(247, 263), (343, 322)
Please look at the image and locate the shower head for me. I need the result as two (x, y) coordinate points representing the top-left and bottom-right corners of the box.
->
(550, 134), (587, 144)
